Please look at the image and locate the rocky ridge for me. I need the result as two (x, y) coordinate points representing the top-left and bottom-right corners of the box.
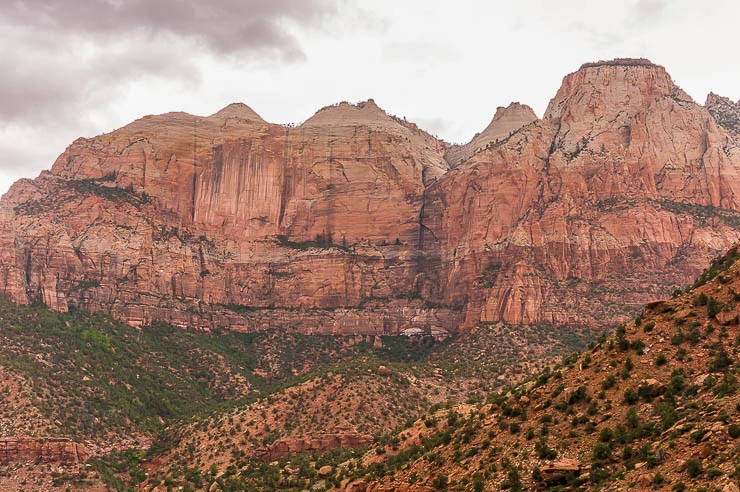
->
(707, 92), (740, 138)
(0, 59), (739, 332)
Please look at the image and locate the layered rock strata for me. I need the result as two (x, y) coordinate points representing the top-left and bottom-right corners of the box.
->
(0, 100), (459, 334)
(0, 437), (88, 465)
(255, 433), (373, 461)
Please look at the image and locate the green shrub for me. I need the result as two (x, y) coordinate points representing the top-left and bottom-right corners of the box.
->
(706, 467), (723, 478)
(601, 374), (617, 390)
(431, 474), (448, 490)
(626, 407), (639, 429)
(623, 388), (638, 405)
(729, 424), (740, 438)
(592, 443), (611, 461)
(707, 297), (722, 318)
(709, 350), (733, 372)
(599, 427), (614, 443)
(589, 466), (609, 483)
(694, 293), (708, 306)
(671, 331), (685, 346)
(686, 459), (702, 478)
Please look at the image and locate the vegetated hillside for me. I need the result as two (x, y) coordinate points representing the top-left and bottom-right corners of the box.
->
(1, 60), (740, 337)
(340, 245), (740, 491)
(143, 325), (595, 487)
(0, 297), (592, 491)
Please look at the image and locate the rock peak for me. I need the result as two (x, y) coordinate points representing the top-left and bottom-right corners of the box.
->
(208, 102), (265, 122)
(443, 102), (537, 167)
(491, 102), (538, 123)
(301, 98), (400, 129)
(545, 57), (681, 121)
(706, 92), (736, 107)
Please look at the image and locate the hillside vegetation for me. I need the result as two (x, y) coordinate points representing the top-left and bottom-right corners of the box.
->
(341, 246), (740, 491)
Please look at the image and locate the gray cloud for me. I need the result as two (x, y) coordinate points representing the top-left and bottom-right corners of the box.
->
(0, 0), (347, 186)
(3, 0), (340, 59)
(0, 0), (343, 127)
(0, 32), (197, 126)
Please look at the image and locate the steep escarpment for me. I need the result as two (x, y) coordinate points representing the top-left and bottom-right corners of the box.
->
(1, 59), (740, 334)
(420, 58), (740, 328)
(0, 100), (459, 334)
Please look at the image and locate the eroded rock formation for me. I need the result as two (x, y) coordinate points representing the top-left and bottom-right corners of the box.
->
(1, 59), (739, 332)
(255, 433), (373, 461)
(0, 100), (459, 334)
(0, 437), (88, 465)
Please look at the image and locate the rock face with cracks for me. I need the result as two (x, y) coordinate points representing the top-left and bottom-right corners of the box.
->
(1, 59), (740, 333)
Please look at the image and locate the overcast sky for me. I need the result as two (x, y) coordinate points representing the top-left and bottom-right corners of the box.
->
(1, 0), (738, 195)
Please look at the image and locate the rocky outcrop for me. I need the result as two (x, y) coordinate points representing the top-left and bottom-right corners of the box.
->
(343, 481), (434, 492)
(1, 59), (740, 332)
(707, 92), (740, 138)
(540, 459), (584, 484)
(0, 437), (88, 465)
(254, 432), (373, 461)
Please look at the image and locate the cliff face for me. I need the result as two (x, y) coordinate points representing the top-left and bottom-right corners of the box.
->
(0, 438), (88, 465)
(0, 100), (459, 334)
(1, 59), (740, 332)
(421, 59), (740, 327)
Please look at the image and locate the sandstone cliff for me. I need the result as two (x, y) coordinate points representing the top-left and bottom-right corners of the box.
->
(0, 99), (458, 334)
(0, 437), (88, 465)
(421, 58), (740, 327)
(1, 59), (740, 332)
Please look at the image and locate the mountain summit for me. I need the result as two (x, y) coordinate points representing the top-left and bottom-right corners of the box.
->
(444, 102), (537, 167)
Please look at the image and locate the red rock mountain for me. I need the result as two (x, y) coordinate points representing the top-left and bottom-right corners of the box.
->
(1, 58), (739, 333)
(444, 102), (538, 167)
